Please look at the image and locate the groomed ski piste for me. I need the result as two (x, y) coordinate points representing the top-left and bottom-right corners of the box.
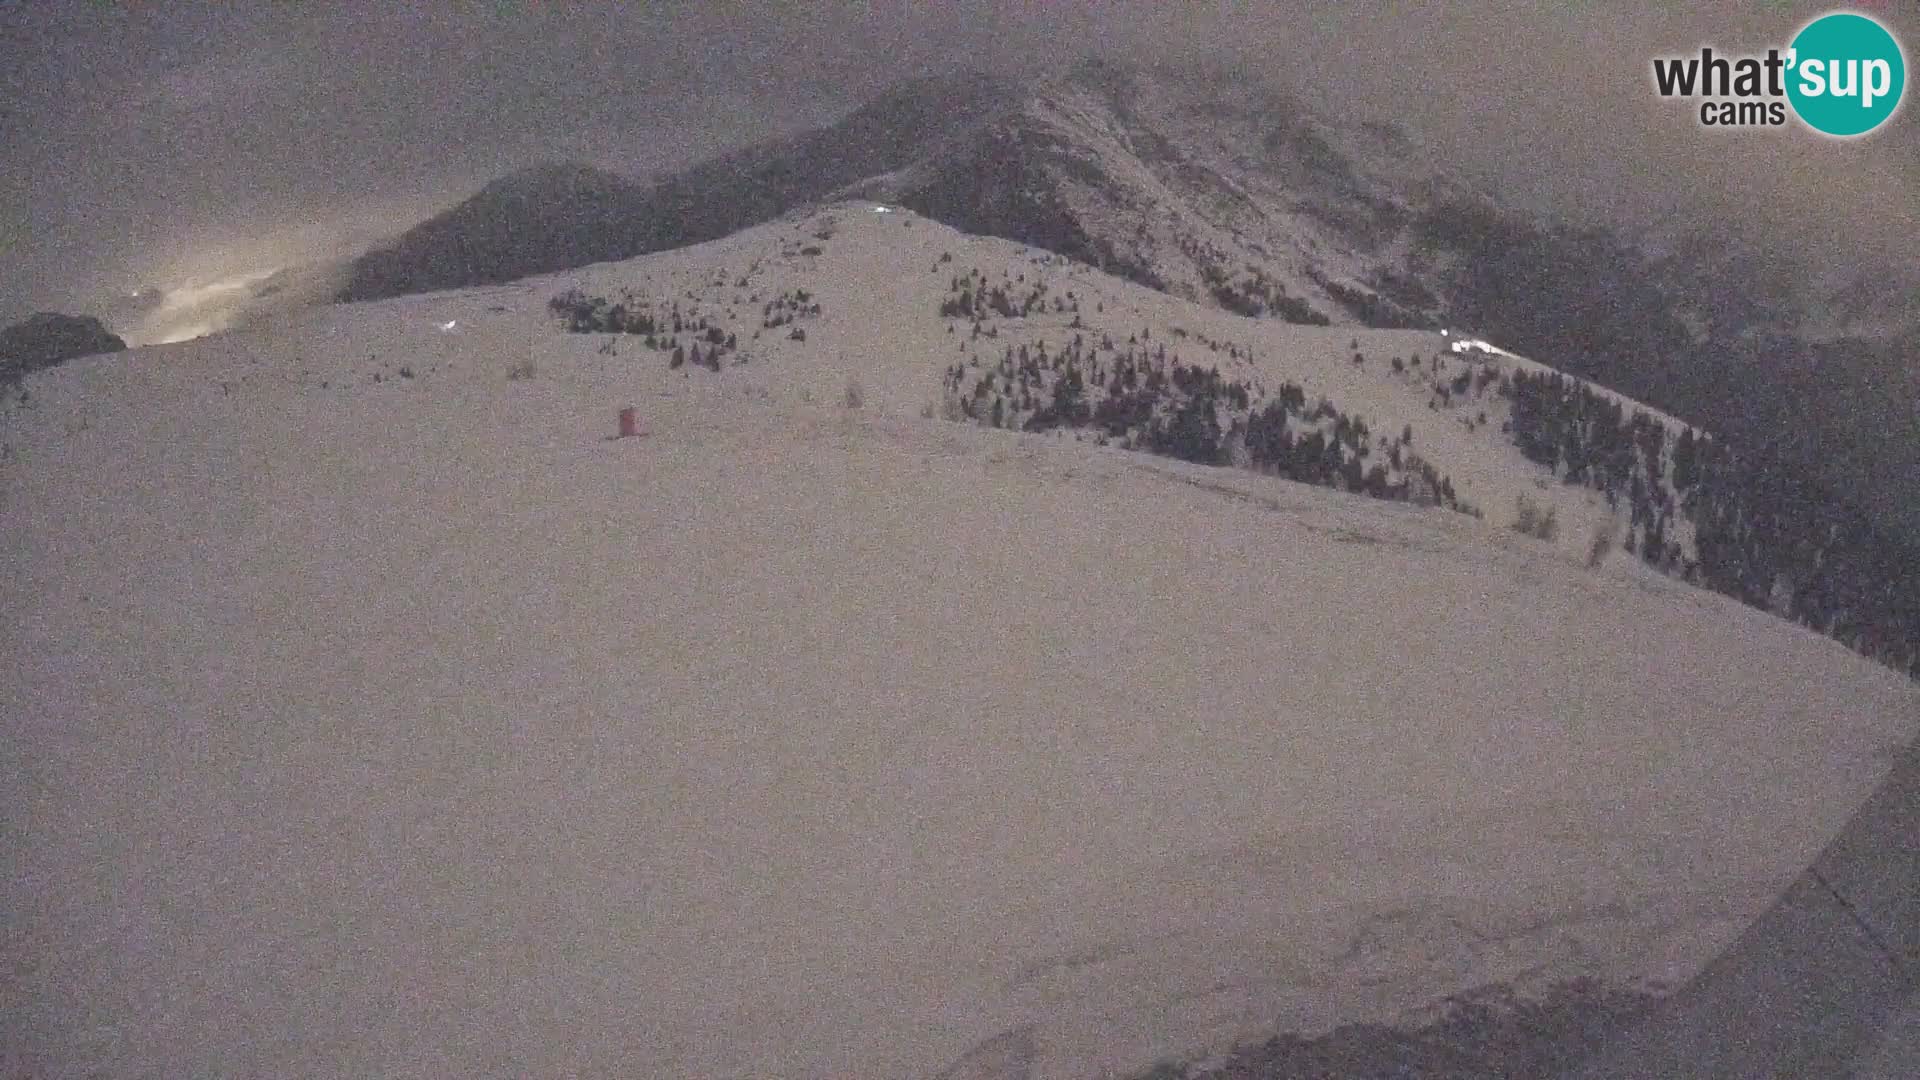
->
(4, 205), (1915, 1078)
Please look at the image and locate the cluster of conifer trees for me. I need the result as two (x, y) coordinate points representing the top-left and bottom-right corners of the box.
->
(1504, 368), (1920, 675)
(549, 289), (735, 371)
(941, 328), (1471, 515)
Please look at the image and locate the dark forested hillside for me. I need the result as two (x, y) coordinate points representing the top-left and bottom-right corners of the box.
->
(1414, 200), (1920, 530)
(1504, 368), (1920, 676)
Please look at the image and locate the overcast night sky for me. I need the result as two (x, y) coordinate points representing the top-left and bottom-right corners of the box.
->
(4, 1), (1917, 333)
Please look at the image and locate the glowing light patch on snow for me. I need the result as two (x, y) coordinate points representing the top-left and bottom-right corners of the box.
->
(153, 273), (274, 316)
(152, 323), (215, 345)
(122, 268), (286, 345)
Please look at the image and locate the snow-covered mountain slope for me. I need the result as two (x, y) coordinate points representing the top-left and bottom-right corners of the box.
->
(4, 205), (1915, 1079)
(319, 60), (1920, 572)
(528, 203), (1707, 573)
(869, 58), (1469, 330)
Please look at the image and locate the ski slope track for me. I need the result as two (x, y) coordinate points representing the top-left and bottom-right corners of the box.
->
(3, 206), (1915, 1078)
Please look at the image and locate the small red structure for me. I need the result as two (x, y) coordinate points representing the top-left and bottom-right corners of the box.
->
(618, 407), (638, 438)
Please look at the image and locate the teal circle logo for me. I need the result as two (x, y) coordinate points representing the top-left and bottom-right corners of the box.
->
(1786, 12), (1906, 136)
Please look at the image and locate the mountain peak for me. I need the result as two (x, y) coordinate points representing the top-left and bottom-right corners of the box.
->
(337, 63), (1465, 320)
(335, 75), (1017, 305)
